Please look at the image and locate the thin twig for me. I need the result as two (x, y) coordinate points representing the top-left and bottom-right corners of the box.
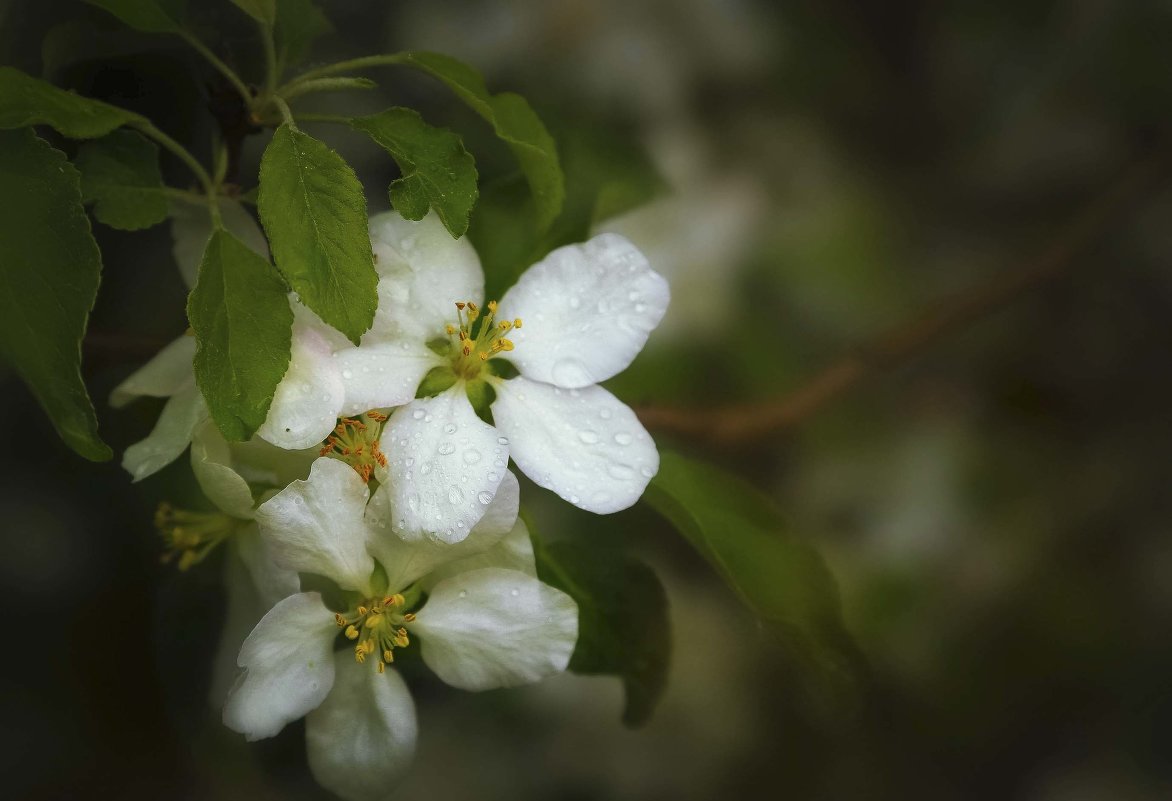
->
(636, 149), (1170, 445)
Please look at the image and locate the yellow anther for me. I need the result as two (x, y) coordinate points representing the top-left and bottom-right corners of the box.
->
(455, 302), (466, 310)
(467, 301), (478, 312)
(335, 613), (347, 627)
(403, 613), (416, 623)
(514, 318), (522, 328)
(390, 594), (405, 607)
(479, 352), (489, 361)
(467, 309), (479, 322)
(383, 649), (394, 663)
(357, 606), (368, 616)
(345, 625), (359, 640)
(487, 300), (498, 312)
(177, 550), (198, 571)
(377, 661), (385, 674)
(498, 339), (515, 352)
(445, 324), (455, 335)
(393, 627), (410, 647)
(363, 613), (383, 629)
(498, 320), (511, 331)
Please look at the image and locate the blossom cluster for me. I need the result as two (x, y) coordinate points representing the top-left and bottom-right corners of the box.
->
(116, 209), (669, 800)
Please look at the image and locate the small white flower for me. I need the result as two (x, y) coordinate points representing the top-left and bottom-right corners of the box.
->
(224, 457), (577, 800)
(364, 211), (669, 543)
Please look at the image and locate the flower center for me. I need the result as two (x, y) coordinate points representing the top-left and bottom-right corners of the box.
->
(335, 594), (417, 674)
(319, 411), (389, 483)
(155, 503), (239, 570)
(445, 300), (521, 380)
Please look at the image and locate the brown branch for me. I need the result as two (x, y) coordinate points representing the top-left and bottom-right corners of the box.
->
(636, 149), (1170, 445)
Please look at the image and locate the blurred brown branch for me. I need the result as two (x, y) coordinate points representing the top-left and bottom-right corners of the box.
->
(636, 149), (1170, 446)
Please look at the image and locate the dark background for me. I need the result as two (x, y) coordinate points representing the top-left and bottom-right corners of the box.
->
(2, 0), (1172, 798)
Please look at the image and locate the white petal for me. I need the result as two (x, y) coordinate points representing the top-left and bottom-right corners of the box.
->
(368, 211), (483, 340)
(368, 470), (519, 592)
(122, 384), (208, 482)
(236, 522), (300, 607)
(222, 592), (337, 741)
(306, 654), (417, 801)
(171, 198), (268, 289)
(334, 338), (441, 417)
(209, 544), (268, 709)
(497, 233), (669, 388)
(420, 516), (537, 593)
(208, 530), (300, 708)
(381, 386), (507, 544)
(411, 567), (578, 691)
(257, 306), (345, 450)
(254, 458), (375, 592)
(109, 335), (196, 407)
(190, 422), (255, 519)
(491, 377), (658, 513)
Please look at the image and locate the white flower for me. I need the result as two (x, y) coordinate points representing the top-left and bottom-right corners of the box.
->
(362, 211), (669, 544)
(224, 457), (578, 800)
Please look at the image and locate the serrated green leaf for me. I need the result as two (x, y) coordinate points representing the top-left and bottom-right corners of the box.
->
(351, 107), (478, 238)
(0, 67), (139, 139)
(75, 129), (168, 230)
(0, 128), (111, 461)
(397, 51), (563, 232)
(228, 0), (275, 25)
(83, 0), (186, 34)
(187, 228), (293, 441)
(644, 451), (866, 695)
(275, 0), (331, 67)
(257, 123), (376, 345)
(533, 533), (671, 727)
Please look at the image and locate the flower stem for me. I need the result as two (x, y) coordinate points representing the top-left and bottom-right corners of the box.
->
(277, 53), (407, 95)
(178, 31), (253, 105)
(260, 22), (279, 98)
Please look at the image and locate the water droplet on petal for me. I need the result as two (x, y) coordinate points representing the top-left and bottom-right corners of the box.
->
(444, 423), (457, 434)
(613, 432), (633, 445)
(477, 491), (494, 505)
(437, 442), (455, 455)
(463, 449), (482, 464)
(447, 486), (464, 504)
(510, 588), (520, 597)
(341, 369), (353, 380)
(497, 436), (509, 445)
(412, 409), (425, 420)
(608, 464), (636, 480)
(599, 408), (613, 419)
(577, 430), (599, 444)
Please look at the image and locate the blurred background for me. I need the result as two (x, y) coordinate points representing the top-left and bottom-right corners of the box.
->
(3, 0), (1172, 798)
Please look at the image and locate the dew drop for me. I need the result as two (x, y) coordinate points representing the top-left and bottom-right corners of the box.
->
(458, 590), (467, 599)
(437, 442), (455, 455)
(608, 464), (636, 480)
(412, 408), (425, 420)
(463, 449), (482, 464)
(613, 432), (633, 445)
(420, 462), (433, 475)
(497, 436), (509, 445)
(577, 430), (600, 444)
(444, 423), (458, 434)
(477, 491), (494, 505)
(447, 486), (464, 504)
(599, 408), (613, 419)
(341, 369), (353, 380)
(640, 467), (655, 478)
(510, 588), (520, 597)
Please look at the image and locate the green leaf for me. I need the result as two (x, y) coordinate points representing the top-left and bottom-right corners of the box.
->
(75, 129), (168, 230)
(257, 123), (376, 344)
(0, 67), (139, 139)
(275, 0), (331, 66)
(351, 107), (479, 238)
(83, 0), (186, 34)
(644, 451), (866, 694)
(187, 228), (293, 441)
(396, 52), (563, 232)
(228, 0), (276, 25)
(532, 533), (671, 727)
(0, 128), (111, 461)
